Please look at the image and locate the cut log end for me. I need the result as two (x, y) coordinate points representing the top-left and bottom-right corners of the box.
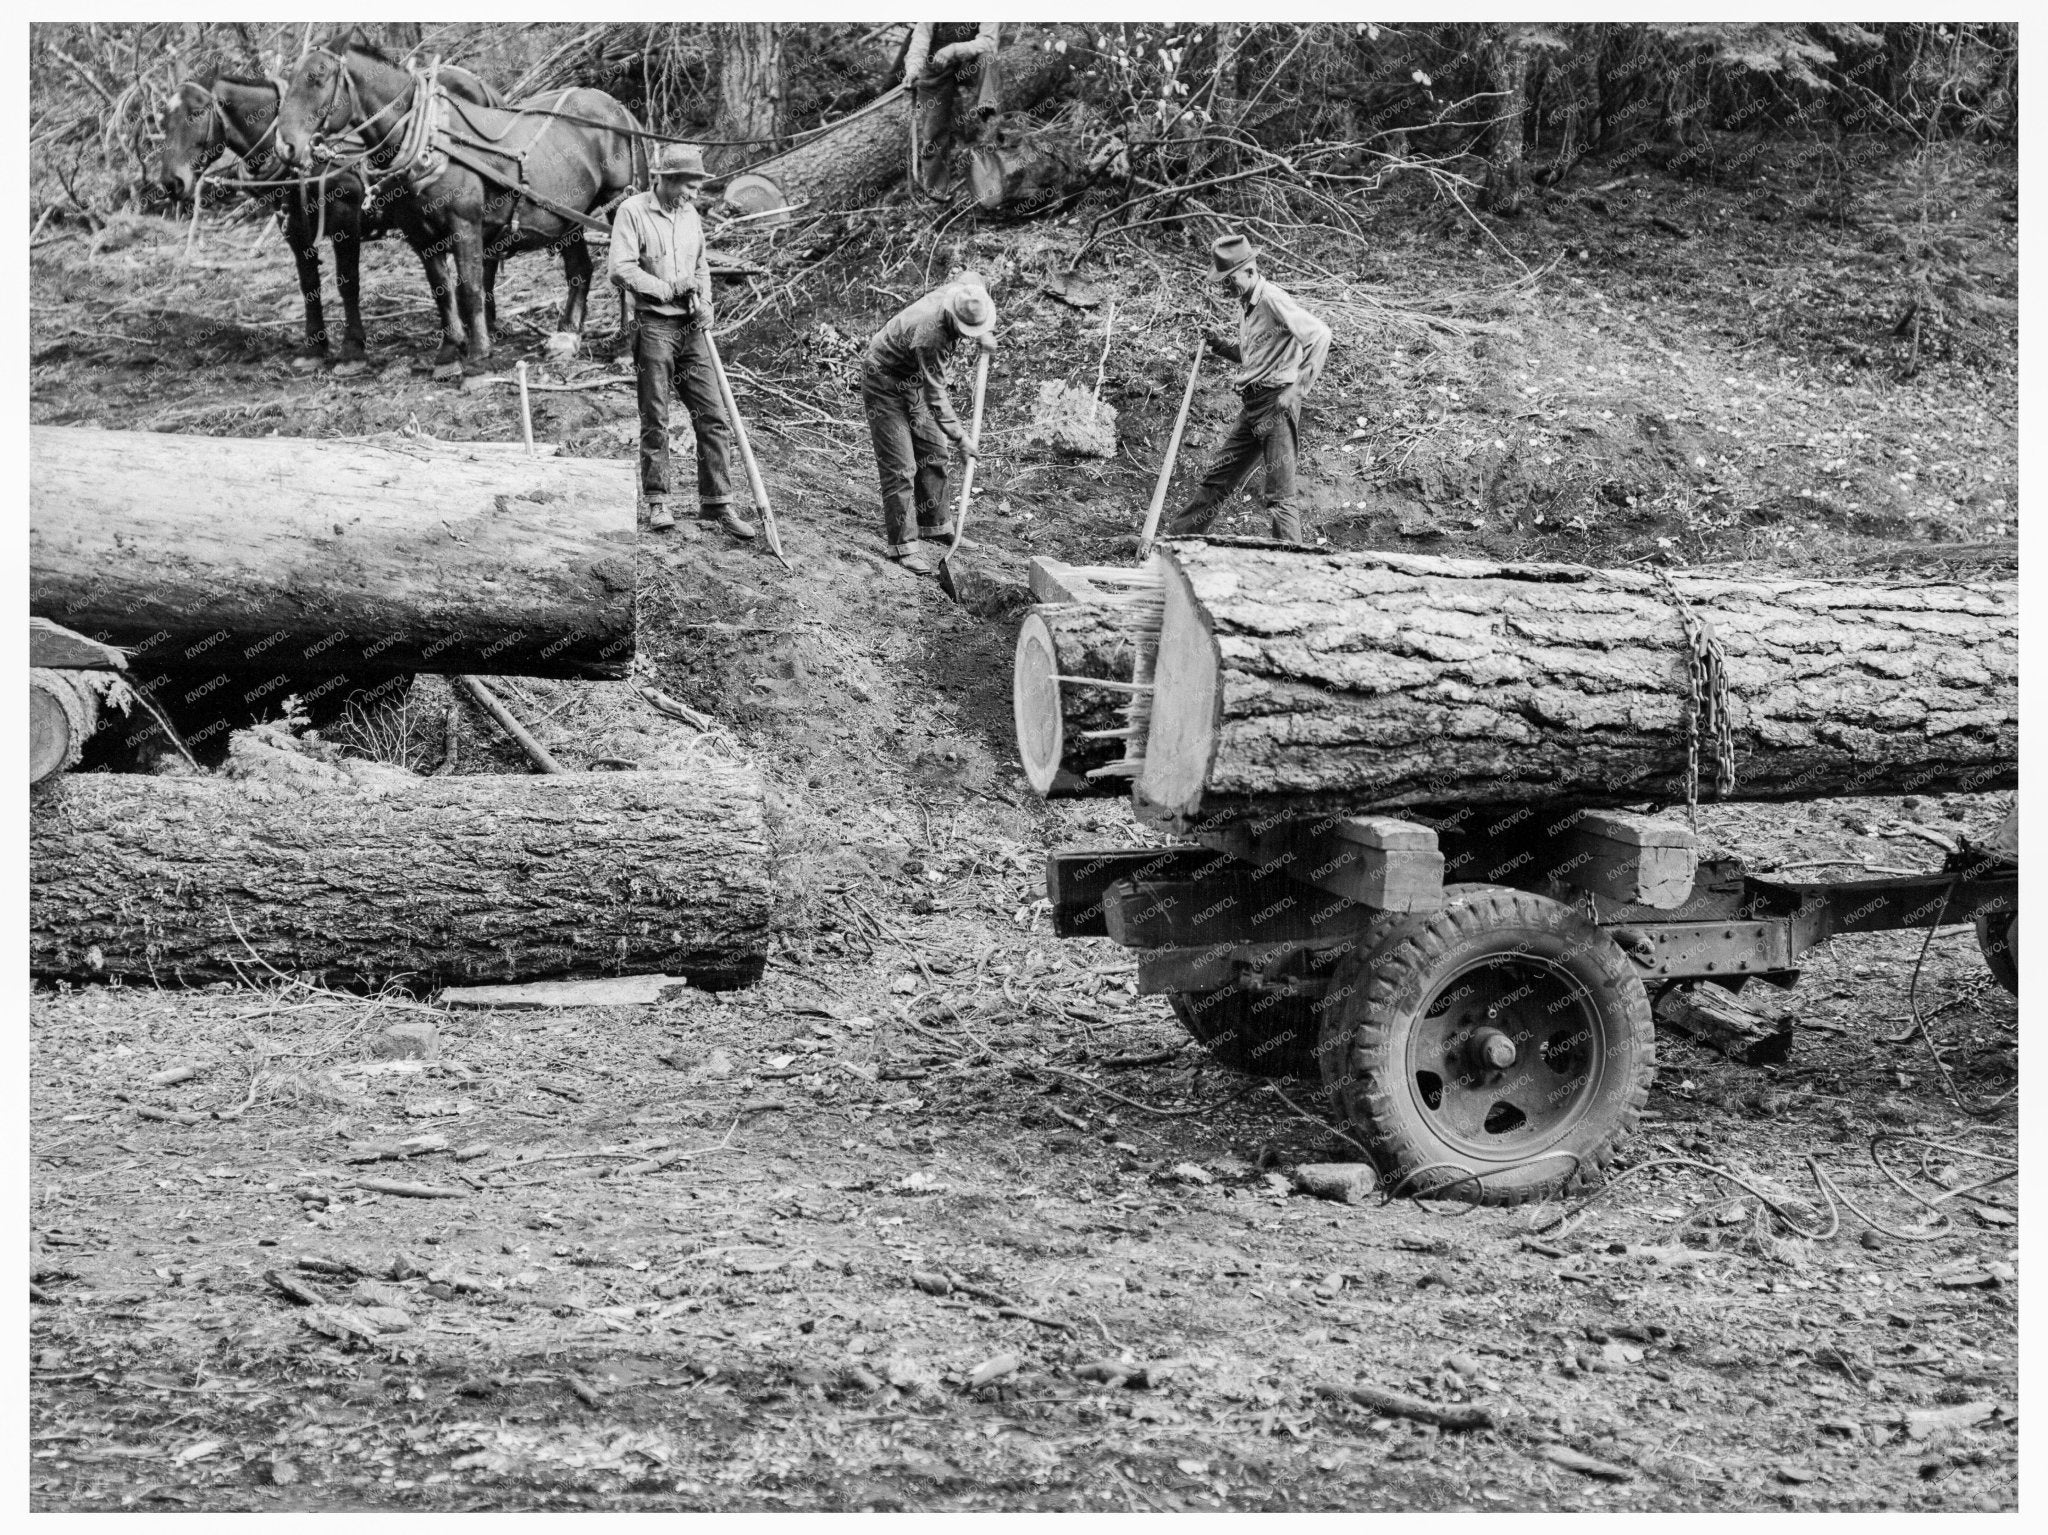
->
(1014, 614), (1067, 799)
(30, 670), (102, 784)
(1134, 553), (1218, 818)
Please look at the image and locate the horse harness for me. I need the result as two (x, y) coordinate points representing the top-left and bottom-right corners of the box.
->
(310, 49), (625, 241)
(184, 75), (377, 247)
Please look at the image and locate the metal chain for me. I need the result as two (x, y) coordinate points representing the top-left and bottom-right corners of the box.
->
(1653, 569), (1737, 830)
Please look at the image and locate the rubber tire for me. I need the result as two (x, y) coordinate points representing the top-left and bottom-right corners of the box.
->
(1166, 911), (1411, 1080)
(1317, 884), (1655, 1206)
(1976, 909), (2017, 996)
(1168, 989), (1322, 1079)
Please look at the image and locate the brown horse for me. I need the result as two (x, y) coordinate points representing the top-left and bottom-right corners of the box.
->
(159, 67), (503, 372)
(275, 31), (643, 376)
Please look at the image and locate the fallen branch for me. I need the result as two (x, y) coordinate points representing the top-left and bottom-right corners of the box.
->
(112, 1095), (203, 1126)
(264, 1269), (327, 1307)
(1099, 1045), (1182, 1071)
(1314, 1381), (1497, 1431)
(471, 1146), (663, 1178)
(352, 1176), (468, 1199)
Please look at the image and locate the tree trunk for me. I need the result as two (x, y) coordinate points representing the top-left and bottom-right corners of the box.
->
(1132, 541), (2017, 825)
(30, 427), (637, 682)
(30, 757), (772, 991)
(1479, 27), (1532, 215)
(710, 23), (784, 174)
(718, 25), (1085, 217)
(1013, 604), (1143, 797)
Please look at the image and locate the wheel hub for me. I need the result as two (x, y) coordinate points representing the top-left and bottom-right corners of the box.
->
(1408, 955), (1602, 1157)
(1470, 1027), (1517, 1071)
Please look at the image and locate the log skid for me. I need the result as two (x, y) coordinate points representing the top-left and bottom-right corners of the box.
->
(1137, 541), (2017, 823)
(30, 758), (773, 990)
(30, 427), (638, 681)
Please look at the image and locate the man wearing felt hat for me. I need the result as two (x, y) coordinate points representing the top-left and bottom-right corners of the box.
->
(609, 142), (756, 540)
(1166, 232), (1332, 545)
(861, 274), (998, 575)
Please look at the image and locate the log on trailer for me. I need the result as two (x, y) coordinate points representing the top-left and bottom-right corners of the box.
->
(1012, 558), (1163, 797)
(715, 25), (1085, 218)
(30, 427), (637, 681)
(30, 756), (771, 991)
(1131, 540), (2016, 825)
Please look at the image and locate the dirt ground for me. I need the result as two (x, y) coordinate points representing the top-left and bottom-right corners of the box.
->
(28, 136), (2018, 1512)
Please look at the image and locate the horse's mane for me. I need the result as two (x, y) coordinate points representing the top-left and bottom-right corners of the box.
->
(209, 72), (276, 91)
(321, 27), (397, 66)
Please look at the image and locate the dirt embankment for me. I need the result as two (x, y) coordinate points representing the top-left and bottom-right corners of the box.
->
(30, 136), (2017, 1513)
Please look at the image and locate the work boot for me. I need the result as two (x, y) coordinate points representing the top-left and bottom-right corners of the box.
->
(645, 499), (675, 532)
(890, 541), (936, 576)
(702, 507), (758, 541)
(918, 520), (956, 542)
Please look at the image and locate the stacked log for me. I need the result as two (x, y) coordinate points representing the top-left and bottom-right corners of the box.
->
(1012, 539), (2018, 824)
(29, 747), (773, 991)
(30, 427), (637, 682)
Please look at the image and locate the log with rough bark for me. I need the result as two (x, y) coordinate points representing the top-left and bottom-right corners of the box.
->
(1132, 540), (2017, 825)
(29, 747), (771, 991)
(715, 25), (1085, 217)
(30, 427), (637, 681)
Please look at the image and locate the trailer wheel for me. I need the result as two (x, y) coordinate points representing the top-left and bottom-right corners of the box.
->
(1976, 909), (2017, 996)
(1167, 990), (1321, 1079)
(1167, 912), (1411, 1080)
(1317, 884), (1654, 1206)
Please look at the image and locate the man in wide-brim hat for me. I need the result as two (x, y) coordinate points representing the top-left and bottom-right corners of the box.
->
(860, 273), (997, 575)
(1165, 232), (1332, 544)
(609, 143), (756, 540)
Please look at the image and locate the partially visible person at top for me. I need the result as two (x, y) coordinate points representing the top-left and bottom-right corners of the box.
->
(899, 22), (1001, 197)
(608, 143), (755, 541)
(1165, 233), (1333, 546)
(861, 275), (997, 576)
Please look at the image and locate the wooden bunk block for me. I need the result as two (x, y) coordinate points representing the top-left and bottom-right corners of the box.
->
(1197, 814), (1445, 914)
(1102, 873), (1373, 949)
(1043, 846), (1233, 938)
(1532, 807), (1700, 909)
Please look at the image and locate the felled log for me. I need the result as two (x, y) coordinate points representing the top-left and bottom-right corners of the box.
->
(30, 427), (636, 681)
(1013, 606), (1138, 796)
(1013, 560), (1165, 798)
(717, 25), (1084, 217)
(1133, 541), (2017, 824)
(30, 670), (107, 784)
(29, 754), (771, 991)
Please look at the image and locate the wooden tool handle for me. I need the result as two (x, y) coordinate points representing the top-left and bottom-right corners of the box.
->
(704, 332), (791, 567)
(1138, 336), (1205, 560)
(944, 350), (992, 561)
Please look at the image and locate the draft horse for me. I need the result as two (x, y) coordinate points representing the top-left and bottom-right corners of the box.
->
(276, 32), (643, 378)
(159, 67), (504, 371)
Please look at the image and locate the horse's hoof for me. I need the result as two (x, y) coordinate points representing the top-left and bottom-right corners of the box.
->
(332, 360), (370, 380)
(543, 331), (580, 361)
(432, 361), (463, 382)
(290, 354), (326, 374)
